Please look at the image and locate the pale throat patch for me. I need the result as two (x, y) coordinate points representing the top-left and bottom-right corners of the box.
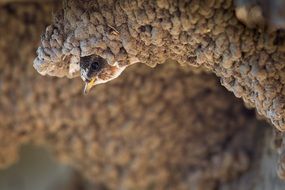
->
(94, 62), (127, 85)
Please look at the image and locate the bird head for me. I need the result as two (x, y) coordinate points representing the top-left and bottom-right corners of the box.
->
(80, 55), (126, 94)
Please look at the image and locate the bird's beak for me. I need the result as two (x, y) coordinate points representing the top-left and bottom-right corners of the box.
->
(83, 78), (96, 94)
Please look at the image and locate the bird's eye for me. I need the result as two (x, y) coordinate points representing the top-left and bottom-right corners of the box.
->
(90, 61), (101, 71)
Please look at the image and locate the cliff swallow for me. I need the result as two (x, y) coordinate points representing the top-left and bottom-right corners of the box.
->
(80, 55), (126, 94)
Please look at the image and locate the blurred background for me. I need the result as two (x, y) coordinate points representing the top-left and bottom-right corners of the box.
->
(0, 145), (87, 190)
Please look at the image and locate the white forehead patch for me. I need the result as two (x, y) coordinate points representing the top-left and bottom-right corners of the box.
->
(80, 67), (89, 81)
